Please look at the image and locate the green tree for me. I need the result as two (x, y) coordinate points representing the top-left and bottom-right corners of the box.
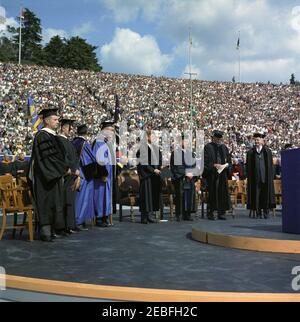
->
(9, 8), (43, 64)
(0, 36), (17, 62)
(63, 36), (102, 71)
(44, 35), (66, 67)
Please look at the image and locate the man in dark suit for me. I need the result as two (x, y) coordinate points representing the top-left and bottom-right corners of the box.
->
(57, 119), (80, 234)
(136, 130), (162, 224)
(170, 135), (197, 221)
(203, 130), (231, 220)
(12, 151), (29, 179)
(246, 133), (275, 219)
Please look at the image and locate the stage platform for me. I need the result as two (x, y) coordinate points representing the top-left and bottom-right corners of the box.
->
(1, 209), (300, 301)
(192, 213), (300, 254)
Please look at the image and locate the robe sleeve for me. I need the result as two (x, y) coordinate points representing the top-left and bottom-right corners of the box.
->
(170, 151), (185, 180)
(246, 150), (251, 179)
(33, 131), (68, 183)
(136, 149), (155, 180)
(203, 144), (215, 178)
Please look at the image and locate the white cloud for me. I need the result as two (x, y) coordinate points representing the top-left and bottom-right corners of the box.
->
(204, 58), (296, 83)
(72, 22), (94, 37)
(0, 6), (18, 37)
(43, 28), (68, 44)
(102, 0), (300, 82)
(100, 28), (172, 76)
(102, 0), (161, 23)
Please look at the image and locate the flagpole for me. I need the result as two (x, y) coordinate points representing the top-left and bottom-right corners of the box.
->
(184, 27), (197, 131)
(18, 7), (22, 65)
(238, 31), (240, 82)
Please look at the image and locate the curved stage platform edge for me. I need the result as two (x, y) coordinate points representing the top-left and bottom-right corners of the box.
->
(5, 275), (300, 302)
(192, 229), (300, 254)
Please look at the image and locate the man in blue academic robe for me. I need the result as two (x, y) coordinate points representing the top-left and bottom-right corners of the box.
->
(72, 124), (95, 230)
(92, 121), (115, 227)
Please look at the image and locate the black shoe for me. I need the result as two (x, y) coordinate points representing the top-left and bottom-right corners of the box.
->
(147, 216), (157, 223)
(55, 231), (69, 237)
(40, 235), (53, 242)
(218, 215), (227, 220)
(141, 218), (148, 224)
(183, 216), (194, 221)
(51, 233), (63, 239)
(208, 214), (216, 221)
(76, 224), (89, 231)
(96, 221), (108, 227)
(66, 229), (78, 234)
(263, 213), (269, 219)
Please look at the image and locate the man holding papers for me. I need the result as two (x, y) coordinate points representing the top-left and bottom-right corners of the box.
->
(203, 130), (231, 220)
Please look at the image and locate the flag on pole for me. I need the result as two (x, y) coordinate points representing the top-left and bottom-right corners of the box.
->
(236, 37), (240, 50)
(28, 95), (43, 131)
(20, 9), (25, 19)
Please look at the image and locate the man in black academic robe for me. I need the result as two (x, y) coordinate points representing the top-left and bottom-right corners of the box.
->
(0, 162), (10, 175)
(203, 130), (231, 220)
(246, 133), (275, 219)
(1, 154), (13, 175)
(137, 130), (162, 224)
(170, 136), (197, 221)
(29, 109), (69, 242)
(57, 119), (80, 233)
(12, 151), (29, 179)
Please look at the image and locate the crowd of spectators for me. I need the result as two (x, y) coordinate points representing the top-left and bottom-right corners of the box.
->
(1, 63), (299, 163)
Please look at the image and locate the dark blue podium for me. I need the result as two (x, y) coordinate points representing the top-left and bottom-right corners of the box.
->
(281, 148), (300, 234)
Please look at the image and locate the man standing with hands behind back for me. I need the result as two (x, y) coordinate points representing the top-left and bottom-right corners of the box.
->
(203, 130), (231, 220)
(246, 133), (275, 219)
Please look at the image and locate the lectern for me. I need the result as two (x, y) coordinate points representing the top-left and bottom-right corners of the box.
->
(281, 148), (300, 234)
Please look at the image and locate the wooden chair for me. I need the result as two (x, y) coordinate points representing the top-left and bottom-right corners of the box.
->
(273, 179), (282, 217)
(118, 170), (140, 222)
(228, 180), (238, 206)
(195, 180), (201, 216)
(228, 180), (238, 218)
(237, 180), (247, 208)
(0, 175), (34, 241)
(161, 178), (175, 220)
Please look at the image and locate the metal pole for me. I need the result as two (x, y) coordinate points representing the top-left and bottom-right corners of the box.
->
(184, 28), (197, 131)
(238, 31), (240, 82)
(18, 7), (22, 65)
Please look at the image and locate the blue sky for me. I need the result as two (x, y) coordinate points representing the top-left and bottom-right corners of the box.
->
(1, 0), (300, 83)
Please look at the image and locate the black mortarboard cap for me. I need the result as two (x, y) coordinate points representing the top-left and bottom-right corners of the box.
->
(101, 120), (115, 130)
(284, 143), (293, 150)
(77, 124), (88, 135)
(253, 132), (266, 139)
(60, 118), (76, 127)
(212, 130), (223, 138)
(38, 108), (59, 119)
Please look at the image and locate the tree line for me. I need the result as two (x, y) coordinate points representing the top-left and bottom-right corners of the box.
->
(0, 8), (102, 72)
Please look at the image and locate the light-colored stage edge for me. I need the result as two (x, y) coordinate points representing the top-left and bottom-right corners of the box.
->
(4, 275), (300, 302)
(192, 228), (300, 254)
